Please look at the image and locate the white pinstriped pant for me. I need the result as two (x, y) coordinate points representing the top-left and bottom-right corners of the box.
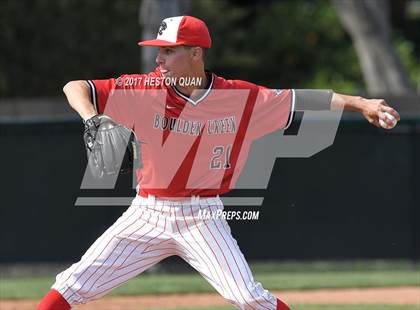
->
(52, 195), (277, 309)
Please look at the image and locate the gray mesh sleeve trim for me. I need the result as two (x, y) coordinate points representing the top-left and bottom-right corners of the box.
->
(294, 89), (333, 111)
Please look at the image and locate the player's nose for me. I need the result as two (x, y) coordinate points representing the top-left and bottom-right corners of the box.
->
(155, 52), (164, 65)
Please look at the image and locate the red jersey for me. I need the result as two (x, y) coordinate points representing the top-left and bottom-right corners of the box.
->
(88, 68), (294, 198)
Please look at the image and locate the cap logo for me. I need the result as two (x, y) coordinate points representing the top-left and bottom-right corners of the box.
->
(158, 21), (167, 35)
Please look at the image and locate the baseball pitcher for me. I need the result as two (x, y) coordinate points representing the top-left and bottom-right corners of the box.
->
(36, 16), (400, 310)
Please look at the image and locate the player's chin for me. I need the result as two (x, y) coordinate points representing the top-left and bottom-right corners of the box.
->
(161, 70), (172, 78)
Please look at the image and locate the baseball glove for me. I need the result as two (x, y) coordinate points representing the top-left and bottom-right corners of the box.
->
(83, 114), (141, 178)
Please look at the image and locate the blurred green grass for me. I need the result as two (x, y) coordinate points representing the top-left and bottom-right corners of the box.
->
(1, 261), (419, 299)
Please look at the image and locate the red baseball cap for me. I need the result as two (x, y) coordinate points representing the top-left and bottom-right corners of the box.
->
(138, 16), (211, 48)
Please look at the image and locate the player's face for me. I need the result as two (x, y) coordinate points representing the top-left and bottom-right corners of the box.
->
(155, 46), (195, 79)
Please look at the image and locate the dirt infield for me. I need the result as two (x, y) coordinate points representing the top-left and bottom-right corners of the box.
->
(1, 287), (418, 310)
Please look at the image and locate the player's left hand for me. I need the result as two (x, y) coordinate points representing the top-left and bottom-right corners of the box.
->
(360, 98), (400, 128)
(84, 114), (141, 178)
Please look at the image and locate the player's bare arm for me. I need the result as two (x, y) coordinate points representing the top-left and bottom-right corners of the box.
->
(331, 92), (401, 128)
(63, 80), (97, 120)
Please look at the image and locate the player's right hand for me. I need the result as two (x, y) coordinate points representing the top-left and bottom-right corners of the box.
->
(360, 98), (400, 128)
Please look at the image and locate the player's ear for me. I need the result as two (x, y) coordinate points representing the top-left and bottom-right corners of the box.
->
(190, 47), (203, 61)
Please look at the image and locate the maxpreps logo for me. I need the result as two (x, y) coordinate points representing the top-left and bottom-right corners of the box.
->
(76, 89), (343, 207)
